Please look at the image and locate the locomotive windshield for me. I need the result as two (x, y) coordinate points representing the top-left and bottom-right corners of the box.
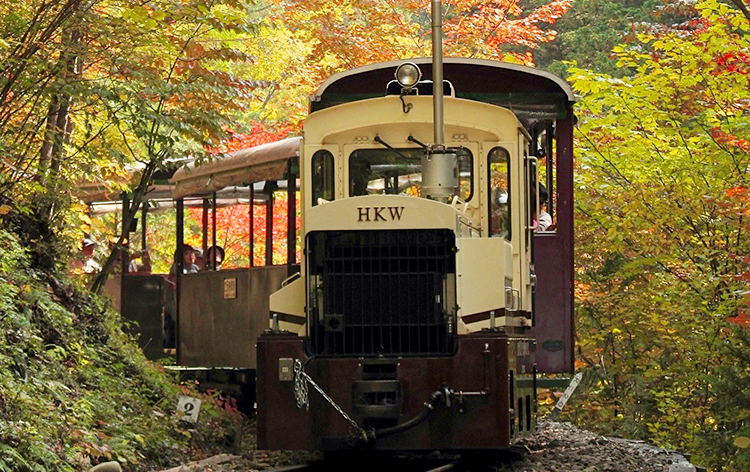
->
(349, 147), (473, 200)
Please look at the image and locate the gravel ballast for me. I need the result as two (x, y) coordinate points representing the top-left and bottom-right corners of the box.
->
(502, 420), (697, 472)
(149, 420), (698, 472)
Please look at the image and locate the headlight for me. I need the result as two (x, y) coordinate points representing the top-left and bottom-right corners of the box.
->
(395, 62), (422, 89)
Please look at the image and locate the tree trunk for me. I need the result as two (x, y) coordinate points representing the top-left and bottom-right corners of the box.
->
(90, 161), (159, 295)
(24, 20), (83, 271)
(35, 27), (81, 232)
(730, 0), (750, 20)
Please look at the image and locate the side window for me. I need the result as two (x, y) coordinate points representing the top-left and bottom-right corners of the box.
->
(538, 152), (555, 232)
(457, 147), (474, 201)
(312, 150), (334, 206)
(489, 147), (510, 239)
(535, 123), (556, 232)
(527, 150), (536, 230)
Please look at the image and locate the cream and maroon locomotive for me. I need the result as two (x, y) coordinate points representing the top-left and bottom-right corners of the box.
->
(256, 53), (575, 451)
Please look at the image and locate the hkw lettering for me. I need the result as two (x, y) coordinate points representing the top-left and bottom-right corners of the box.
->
(357, 206), (405, 222)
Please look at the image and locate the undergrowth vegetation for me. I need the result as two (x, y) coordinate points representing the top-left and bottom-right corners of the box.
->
(0, 229), (244, 472)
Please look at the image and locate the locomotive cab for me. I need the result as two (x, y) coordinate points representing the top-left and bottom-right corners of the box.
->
(258, 59), (575, 452)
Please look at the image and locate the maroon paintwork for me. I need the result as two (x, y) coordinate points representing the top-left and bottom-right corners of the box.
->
(257, 333), (538, 451)
(532, 110), (575, 374)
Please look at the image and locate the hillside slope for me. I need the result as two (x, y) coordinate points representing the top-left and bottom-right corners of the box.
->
(0, 230), (243, 472)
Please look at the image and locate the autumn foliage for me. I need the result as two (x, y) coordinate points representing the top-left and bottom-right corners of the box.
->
(217, 120), (296, 154)
(442, 0), (572, 62)
(277, 0), (572, 87)
(6, 0), (750, 468)
(568, 1), (750, 468)
(187, 192), (301, 269)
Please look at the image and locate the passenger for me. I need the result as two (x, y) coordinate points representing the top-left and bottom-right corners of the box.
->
(107, 241), (127, 274)
(205, 245), (225, 270)
(163, 282), (176, 349)
(164, 244), (197, 349)
(350, 159), (371, 196)
(536, 184), (552, 232)
(128, 249), (152, 273)
(490, 187), (509, 237)
(71, 237), (101, 275)
(170, 244), (200, 275)
(194, 247), (205, 271)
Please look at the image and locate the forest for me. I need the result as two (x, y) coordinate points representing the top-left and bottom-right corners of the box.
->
(0, 0), (749, 470)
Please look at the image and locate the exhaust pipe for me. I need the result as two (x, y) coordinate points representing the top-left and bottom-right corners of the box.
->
(423, 0), (458, 203)
(432, 0), (445, 146)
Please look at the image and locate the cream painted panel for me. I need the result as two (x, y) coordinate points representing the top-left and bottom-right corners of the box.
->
(456, 238), (509, 317)
(304, 195), (459, 233)
(519, 134), (533, 313)
(508, 134), (531, 314)
(270, 277), (307, 336)
(278, 321), (306, 337)
(269, 277), (305, 318)
(304, 96), (518, 146)
(504, 240), (514, 282)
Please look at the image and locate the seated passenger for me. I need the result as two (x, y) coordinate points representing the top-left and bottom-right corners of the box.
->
(128, 249), (152, 273)
(536, 184), (552, 231)
(205, 245), (225, 270)
(170, 244), (200, 275)
(194, 247), (204, 271)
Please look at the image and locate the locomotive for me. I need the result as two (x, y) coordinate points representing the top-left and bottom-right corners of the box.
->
(255, 53), (575, 449)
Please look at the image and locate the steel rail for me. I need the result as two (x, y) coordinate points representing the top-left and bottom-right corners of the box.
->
(422, 462), (456, 472)
(263, 464), (316, 472)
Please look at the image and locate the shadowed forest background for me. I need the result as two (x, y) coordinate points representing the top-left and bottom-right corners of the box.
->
(1, 0), (749, 470)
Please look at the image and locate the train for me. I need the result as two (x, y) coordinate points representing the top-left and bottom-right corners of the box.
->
(254, 53), (575, 451)
(79, 138), (303, 408)
(79, 10), (575, 451)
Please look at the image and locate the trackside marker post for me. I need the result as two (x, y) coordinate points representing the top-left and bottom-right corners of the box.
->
(177, 395), (202, 423)
(549, 372), (583, 420)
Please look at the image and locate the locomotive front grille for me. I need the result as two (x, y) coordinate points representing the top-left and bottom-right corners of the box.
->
(307, 229), (457, 357)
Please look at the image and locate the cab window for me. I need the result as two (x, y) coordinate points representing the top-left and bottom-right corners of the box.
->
(349, 147), (473, 199)
(489, 147), (510, 239)
(312, 150), (334, 205)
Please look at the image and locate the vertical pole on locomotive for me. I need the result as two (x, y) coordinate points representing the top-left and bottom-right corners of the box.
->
(423, 0), (458, 203)
(431, 0), (445, 146)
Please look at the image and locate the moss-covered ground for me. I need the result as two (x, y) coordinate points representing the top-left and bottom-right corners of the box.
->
(0, 230), (246, 471)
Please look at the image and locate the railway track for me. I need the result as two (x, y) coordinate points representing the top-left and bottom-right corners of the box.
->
(264, 461), (459, 472)
(148, 421), (698, 472)
(260, 449), (528, 472)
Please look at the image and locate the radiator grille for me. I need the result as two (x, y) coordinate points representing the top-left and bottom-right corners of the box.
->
(307, 230), (456, 357)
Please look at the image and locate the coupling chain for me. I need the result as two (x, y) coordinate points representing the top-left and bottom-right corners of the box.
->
(293, 359), (366, 439)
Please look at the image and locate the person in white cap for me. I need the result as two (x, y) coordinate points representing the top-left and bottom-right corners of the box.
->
(75, 237), (101, 274)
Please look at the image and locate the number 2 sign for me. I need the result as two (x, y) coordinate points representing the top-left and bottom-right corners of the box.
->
(177, 395), (202, 423)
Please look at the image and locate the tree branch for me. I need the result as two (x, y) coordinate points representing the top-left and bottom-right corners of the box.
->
(729, 0), (750, 21)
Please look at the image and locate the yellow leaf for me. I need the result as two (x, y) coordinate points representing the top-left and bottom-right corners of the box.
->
(735, 437), (750, 448)
(0, 205), (10, 215)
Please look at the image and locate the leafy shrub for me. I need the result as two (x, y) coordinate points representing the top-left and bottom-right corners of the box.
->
(0, 229), (244, 471)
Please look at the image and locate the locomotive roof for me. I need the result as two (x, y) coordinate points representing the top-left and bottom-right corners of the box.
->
(171, 137), (300, 199)
(311, 58), (575, 119)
